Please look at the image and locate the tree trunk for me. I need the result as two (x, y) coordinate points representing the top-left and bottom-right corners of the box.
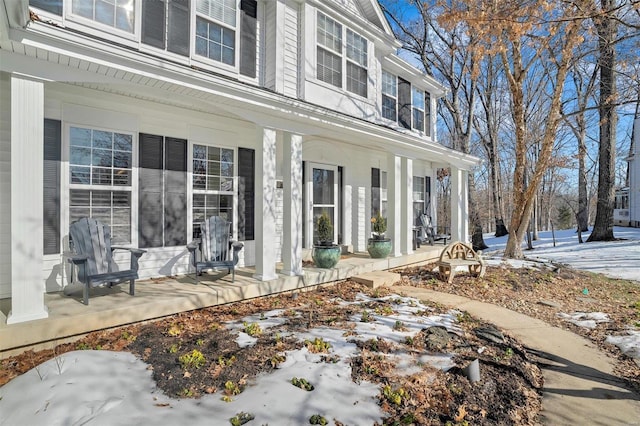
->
(469, 173), (489, 251)
(577, 123), (590, 232)
(588, 0), (617, 242)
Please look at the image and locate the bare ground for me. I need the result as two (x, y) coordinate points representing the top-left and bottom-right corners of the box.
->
(2, 262), (639, 425)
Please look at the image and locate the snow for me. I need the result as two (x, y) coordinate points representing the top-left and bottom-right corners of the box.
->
(0, 295), (460, 425)
(483, 226), (640, 361)
(1, 226), (639, 424)
(482, 226), (640, 282)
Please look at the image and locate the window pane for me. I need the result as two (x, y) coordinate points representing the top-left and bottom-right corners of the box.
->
(73, 0), (134, 33)
(93, 130), (113, 149)
(113, 169), (131, 186)
(317, 48), (342, 87)
(71, 147), (92, 166)
(382, 71), (397, 97)
(346, 62), (367, 97)
(317, 13), (341, 53)
(113, 151), (131, 168)
(114, 133), (132, 151)
(93, 167), (113, 185)
(196, 17), (235, 65)
(93, 148), (113, 167)
(412, 87), (425, 110)
(70, 166), (91, 184)
(115, 0), (134, 32)
(70, 127), (91, 147)
(312, 168), (334, 205)
(413, 108), (424, 132)
(346, 29), (367, 66)
(382, 95), (396, 121)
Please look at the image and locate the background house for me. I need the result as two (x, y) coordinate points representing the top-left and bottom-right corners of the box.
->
(0, 0), (479, 324)
(627, 116), (640, 227)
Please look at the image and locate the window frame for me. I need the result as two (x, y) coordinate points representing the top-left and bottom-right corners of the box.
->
(191, 142), (237, 239)
(381, 70), (398, 122)
(192, 0), (240, 71)
(66, 0), (141, 41)
(316, 11), (369, 98)
(66, 124), (135, 245)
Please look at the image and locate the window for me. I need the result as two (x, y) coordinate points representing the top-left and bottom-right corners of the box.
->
(72, 0), (135, 33)
(195, 0), (237, 66)
(192, 144), (235, 238)
(382, 71), (397, 121)
(412, 87), (425, 132)
(413, 176), (425, 227)
(317, 13), (342, 87)
(346, 29), (368, 97)
(69, 126), (133, 244)
(317, 12), (368, 97)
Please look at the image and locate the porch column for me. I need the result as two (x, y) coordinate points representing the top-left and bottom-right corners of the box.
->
(387, 154), (402, 257)
(281, 133), (302, 276)
(8, 74), (48, 324)
(401, 157), (413, 254)
(450, 166), (469, 243)
(253, 127), (278, 281)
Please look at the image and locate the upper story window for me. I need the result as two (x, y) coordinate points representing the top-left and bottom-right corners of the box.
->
(317, 12), (368, 97)
(317, 13), (342, 87)
(195, 0), (237, 66)
(30, 0), (62, 15)
(72, 0), (136, 33)
(382, 71), (397, 121)
(412, 87), (425, 132)
(346, 30), (368, 97)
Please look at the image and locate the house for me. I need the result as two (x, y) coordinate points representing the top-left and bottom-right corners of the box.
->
(0, 0), (480, 325)
(627, 115), (640, 227)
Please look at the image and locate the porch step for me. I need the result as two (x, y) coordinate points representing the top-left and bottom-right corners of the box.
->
(351, 271), (401, 289)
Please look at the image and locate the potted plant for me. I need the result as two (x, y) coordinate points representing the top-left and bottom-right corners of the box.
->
(368, 211), (392, 258)
(312, 211), (341, 268)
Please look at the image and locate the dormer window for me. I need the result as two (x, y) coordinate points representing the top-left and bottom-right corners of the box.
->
(195, 0), (237, 66)
(72, 0), (136, 33)
(317, 12), (369, 97)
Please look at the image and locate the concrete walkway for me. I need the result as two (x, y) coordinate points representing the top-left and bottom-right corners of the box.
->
(395, 286), (640, 426)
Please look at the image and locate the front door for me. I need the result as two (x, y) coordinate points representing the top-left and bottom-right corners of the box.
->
(305, 162), (338, 247)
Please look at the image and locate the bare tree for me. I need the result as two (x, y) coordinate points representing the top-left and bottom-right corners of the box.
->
(381, 0), (489, 250)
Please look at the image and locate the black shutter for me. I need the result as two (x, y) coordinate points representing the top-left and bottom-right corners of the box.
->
(238, 147), (255, 240)
(168, 0), (190, 56)
(425, 92), (431, 137)
(398, 77), (412, 129)
(139, 133), (164, 248)
(425, 176), (431, 214)
(43, 119), (61, 255)
(142, 0), (166, 50)
(164, 137), (187, 246)
(371, 168), (380, 218)
(240, 0), (258, 78)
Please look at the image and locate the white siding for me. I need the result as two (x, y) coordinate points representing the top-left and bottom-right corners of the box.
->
(283, 0), (299, 98)
(263, 2), (277, 91)
(0, 73), (11, 298)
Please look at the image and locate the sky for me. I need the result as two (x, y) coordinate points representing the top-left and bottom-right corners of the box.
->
(0, 227), (639, 425)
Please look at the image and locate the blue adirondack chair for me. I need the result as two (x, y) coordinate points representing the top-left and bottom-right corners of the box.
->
(187, 216), (243, 283)
(67, 217), (146, 305)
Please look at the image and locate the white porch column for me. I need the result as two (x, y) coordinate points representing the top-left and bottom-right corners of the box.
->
(450, 166), (469, 243)
(387, 154), (402, 257)
(401, 157), (413, 254)
(8, 74), (48, 324)
(281, 133), (302, 276)
(253, 127), (278, 281)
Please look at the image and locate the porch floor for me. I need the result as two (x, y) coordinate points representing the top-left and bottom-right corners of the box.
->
(0, 246), (442, 357)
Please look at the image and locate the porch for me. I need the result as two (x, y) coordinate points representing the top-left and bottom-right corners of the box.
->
(0, 245), (442, 357)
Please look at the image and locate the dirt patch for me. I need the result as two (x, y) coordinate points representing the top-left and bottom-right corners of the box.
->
(397, 263), (640, 393)
(1, 281), (542, 425)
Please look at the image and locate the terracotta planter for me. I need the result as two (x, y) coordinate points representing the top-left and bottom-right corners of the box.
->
(312, 244), (341, 268)
(367, 238), (392, 258)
